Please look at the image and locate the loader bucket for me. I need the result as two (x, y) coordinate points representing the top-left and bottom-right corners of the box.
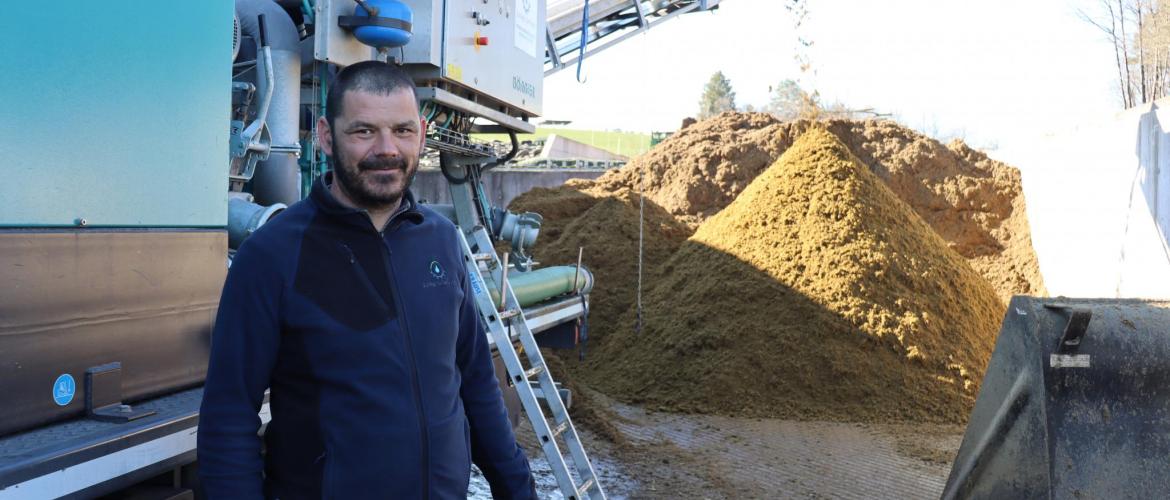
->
(942, 297), (1170, 500)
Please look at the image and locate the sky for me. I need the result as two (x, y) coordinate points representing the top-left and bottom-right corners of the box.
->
(540, 0), (1122, 162)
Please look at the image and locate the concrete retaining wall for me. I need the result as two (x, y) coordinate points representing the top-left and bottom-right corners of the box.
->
(540, 134), (628, 161)
(412, 168), (607, 209)
(1015, 99), (1170, 298)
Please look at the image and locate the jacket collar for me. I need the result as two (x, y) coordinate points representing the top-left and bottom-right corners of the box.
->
(310, 171), (425, 225)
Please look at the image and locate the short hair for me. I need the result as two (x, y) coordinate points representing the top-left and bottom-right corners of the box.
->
(325, 61), (417, 128)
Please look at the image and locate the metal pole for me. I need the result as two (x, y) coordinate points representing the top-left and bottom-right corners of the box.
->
(636, 159), (644, 334)
(573, 246), (584, 292)
(499, 253), (510, 311)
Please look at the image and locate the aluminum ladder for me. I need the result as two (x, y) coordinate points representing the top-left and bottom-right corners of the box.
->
(455, 226), (606, 500)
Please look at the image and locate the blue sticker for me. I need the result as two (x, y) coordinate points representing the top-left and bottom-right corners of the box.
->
(470, 273), (484, 295)
(53, 374), (75, 406)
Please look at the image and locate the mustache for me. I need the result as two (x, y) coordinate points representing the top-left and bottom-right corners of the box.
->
(357, 156), (407, 172)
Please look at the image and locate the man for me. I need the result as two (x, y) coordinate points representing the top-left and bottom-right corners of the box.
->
(198, 61), (536, 499)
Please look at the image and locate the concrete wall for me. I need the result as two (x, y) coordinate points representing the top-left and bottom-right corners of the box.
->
(1015, 99), (1170, 299)
(540, 134), (628, 161)
(412, 168), (607, 208)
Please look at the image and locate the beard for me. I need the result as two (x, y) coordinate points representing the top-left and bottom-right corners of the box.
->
(330, 135), (418, 210)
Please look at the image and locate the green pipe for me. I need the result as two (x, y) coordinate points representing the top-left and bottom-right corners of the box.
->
(482, 265), (593, 308)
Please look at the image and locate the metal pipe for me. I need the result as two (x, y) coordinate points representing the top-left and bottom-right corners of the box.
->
(483, 265), (594, 309)
(228, 198), (286, 249)
(241, 15), (274, 159)
(499, 253), (510, 311)
(573, 247), (583, 291)
(236, 0), (302, 206)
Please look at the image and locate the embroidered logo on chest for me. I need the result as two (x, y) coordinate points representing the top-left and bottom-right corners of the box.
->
(423, 259), (452, 289)
(429, 260), (446, 279)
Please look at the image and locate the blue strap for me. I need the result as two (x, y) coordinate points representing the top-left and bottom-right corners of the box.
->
(576, 0), (589, 83)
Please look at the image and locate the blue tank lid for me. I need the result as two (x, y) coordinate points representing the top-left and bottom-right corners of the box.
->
(354, 0), (412, 49)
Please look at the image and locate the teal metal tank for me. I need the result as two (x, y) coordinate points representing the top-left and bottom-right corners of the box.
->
(0, 1), (233, 228)
(0, 1), (234, 437)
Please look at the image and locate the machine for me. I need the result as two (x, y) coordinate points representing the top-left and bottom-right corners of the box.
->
(0, 0), (718, 498)
(942, 297), (1170, 499)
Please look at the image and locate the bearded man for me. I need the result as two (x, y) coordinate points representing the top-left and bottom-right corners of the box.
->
(197, 61), (536, 500)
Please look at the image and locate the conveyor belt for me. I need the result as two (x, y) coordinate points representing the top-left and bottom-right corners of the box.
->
(545, 0), (720, 75)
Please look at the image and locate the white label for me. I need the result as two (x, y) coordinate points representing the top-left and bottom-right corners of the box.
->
(514, 0), (539, 58)
(1050, 354), (1091, 368)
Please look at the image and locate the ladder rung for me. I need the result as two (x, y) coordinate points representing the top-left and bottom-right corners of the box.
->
(574, 477), (596, 499)
(499, 308), (521, 320)
(537, 420), (568, 444)
(551, 420), (569, 439)
(472, 252), (495, 262)
(524, 364), (544, 380)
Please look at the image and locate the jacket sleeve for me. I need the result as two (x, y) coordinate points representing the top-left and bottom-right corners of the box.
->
(455, 270), (538, 499)
(197, 238), (284, 499)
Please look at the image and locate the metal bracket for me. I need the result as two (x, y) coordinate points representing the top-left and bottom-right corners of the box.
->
(533, 383), (573, 410)
(545, 26), (562, 69)
(631, 0), (648, 29)
(1045, 304), (1093, 354)
(85, 362), (157, 423)
(269, 143), (303, 157)
(417, 87), (537, 134)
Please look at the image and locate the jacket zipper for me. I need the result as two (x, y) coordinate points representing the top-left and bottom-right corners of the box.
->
(339, 243), (393, 314)
(377, 216), (431, 500)
(319, 448), (334, 500)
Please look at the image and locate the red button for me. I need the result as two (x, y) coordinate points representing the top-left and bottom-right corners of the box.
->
(475, 36), (489, 46)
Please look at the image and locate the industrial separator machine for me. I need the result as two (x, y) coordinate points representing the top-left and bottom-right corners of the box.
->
(0, 0), (719, 498)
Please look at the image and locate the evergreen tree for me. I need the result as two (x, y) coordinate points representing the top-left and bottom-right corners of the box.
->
(698, 71), (737, 119)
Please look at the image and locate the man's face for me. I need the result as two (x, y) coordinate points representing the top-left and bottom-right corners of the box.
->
(318, 88), (424, 210)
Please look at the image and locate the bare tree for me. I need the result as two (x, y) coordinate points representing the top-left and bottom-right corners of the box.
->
(1137, 2), (1170, 101)
(767, 79), (814, 120)
(1080, 0), (1170, 108)
(1080, 1), (1132, 106)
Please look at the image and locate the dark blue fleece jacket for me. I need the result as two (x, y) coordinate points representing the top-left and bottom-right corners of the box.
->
(197, 176), (535, 499)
